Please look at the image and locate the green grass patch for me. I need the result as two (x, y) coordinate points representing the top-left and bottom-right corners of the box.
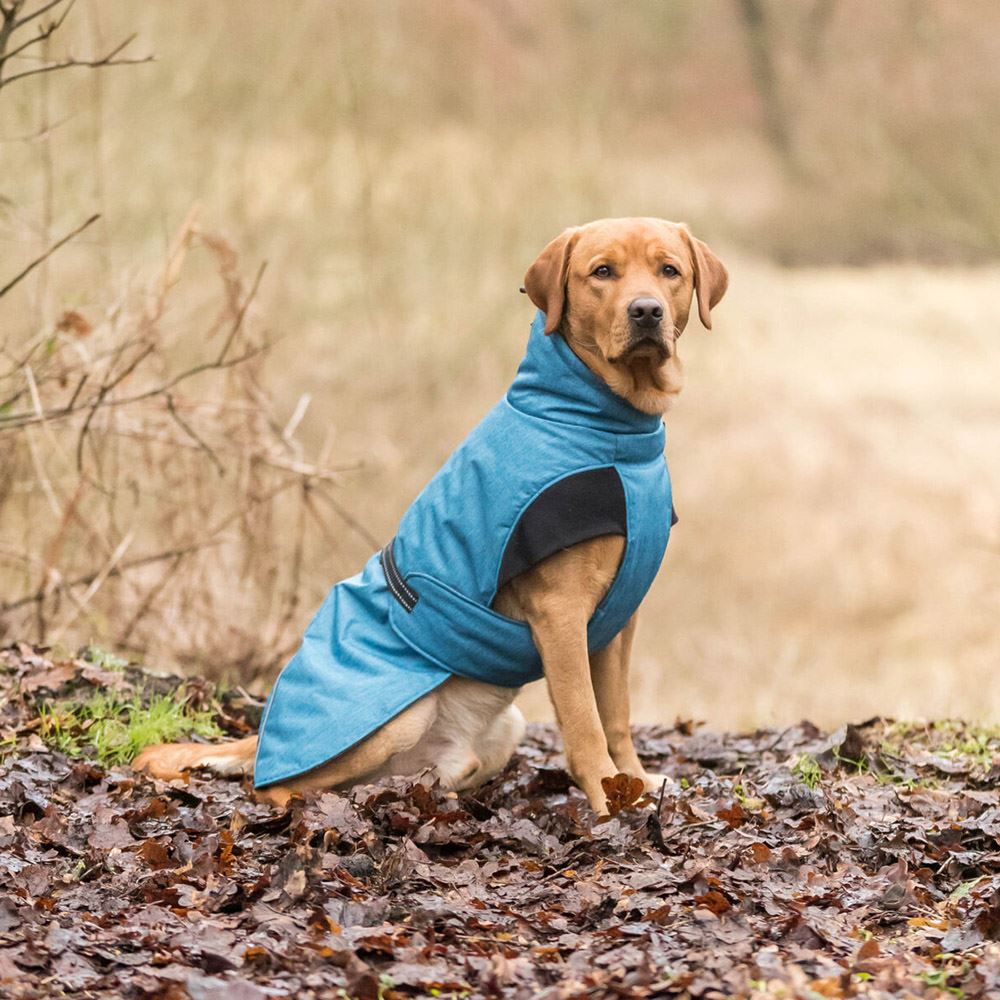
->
(81, 645), (130, 673)
(38, 689), (222, 767)
(884, 720), (1000, 771)
(791, 753), (823, 789)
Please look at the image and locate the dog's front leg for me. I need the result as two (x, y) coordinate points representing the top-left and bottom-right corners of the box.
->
(530, 611), (619, 813)
(590, 614), (666, 794)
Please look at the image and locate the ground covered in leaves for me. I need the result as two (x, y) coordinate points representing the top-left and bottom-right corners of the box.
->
(3, 646), (1000, 999)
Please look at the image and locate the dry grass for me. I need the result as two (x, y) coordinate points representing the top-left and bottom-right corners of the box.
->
(624, 258), (1000, 728)
(1, 1), (998, 727)
(0, 214), (363, 680)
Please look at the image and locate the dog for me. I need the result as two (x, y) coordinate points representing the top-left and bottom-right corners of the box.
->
(134, 217), (727, 814)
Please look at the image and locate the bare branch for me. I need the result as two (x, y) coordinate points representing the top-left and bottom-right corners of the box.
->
(113, 343), (271, 410)
(0, 111), (72, 143)
(0, 3), (27, 61)
(217, 260), (267, 363)
(96, 423), (358, 481)
(0, 478), (302, 615)
(0, 32), (153, 90)
(49, 529), (134, 641)
(314, 485), (383, 551)
(117, 552), (186, 646)
(0, 341), (269, 432)
(0, 537), (224, 614)
(1, 266), (270, 433)
(11, 0), (64, 29)
(63, 371), (88, 410)
(74, 342), (155, 471)
(0, 212), (98, 298)
(165, 393), (225, 477)
(0, 0), (73, 69)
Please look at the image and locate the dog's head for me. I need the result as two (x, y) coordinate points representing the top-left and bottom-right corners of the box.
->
(523, 217), (728, 414)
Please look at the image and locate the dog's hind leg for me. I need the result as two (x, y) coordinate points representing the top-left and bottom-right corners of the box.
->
(253, 693), (441, 807)
(454, 703), (526, 790)
(134, 691), (442, 808)
(377, 677), (523, 791)
(133, 735), (258, 781)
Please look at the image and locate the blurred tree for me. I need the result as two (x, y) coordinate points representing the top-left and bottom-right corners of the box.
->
(736, 0), (839, 178)
(800, 0), (837, 67)
(735, 0), (797, 173)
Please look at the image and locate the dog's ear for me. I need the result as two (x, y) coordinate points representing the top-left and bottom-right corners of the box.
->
(679, 226), (728, 331)
(523, 227), (580, 335)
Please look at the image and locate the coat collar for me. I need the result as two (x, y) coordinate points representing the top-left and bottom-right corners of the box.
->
(506, 311), (666, 447)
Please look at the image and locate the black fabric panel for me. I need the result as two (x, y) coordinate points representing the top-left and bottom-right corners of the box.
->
(671, 503), (678, 526)
(497, 466), (628, 591)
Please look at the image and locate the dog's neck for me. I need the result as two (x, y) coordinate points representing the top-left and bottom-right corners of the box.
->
(508, 314), (666, 436)
(559, 329), (684, 416)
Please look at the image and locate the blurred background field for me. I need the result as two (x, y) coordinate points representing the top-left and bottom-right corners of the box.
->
(1, 0), (997, 728)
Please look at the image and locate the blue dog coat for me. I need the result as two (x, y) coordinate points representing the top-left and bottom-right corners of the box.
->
(254, 311), (674, 787)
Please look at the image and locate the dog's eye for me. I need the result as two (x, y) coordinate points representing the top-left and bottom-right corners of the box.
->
(662, 264), (680, 278)
(592, 264), (613, 279)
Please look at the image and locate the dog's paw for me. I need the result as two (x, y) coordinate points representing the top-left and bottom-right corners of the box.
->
(640, 771), (678, 796)
(132, 743), (192, 781)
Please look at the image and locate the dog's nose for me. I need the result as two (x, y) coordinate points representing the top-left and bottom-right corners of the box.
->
(628, 297), (664, 329)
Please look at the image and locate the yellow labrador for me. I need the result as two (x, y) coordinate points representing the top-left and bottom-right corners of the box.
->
(135, 217), (727, 813)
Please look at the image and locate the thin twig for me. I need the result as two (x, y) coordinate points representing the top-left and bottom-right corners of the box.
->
(314, 484), (383, 550)
(0, 0), (73, 69)
(0, 110), (72, 142)
(0, 212), (98, 298)
(20, 365), (64, 529)
(113, 343), (269, 408)
(87, 423), (356, 480)
(0, 477), (301, 614)
(0, 33), (153, 90)
(281, 392), (311, 444)
(264, 479), (307, 651)
(40, 477), (85, 574)
(23, 423), (61, 516)
(0, 258), (269, 430)
(11, 0), (64, 29)
(656, 819), (718, 846)
(75, 341), (154, 471)
(165, 393), (224, 477)
(64, 371), (88, 410)
(217, 260), (266, 363)
(764, 726), (795, 753)
(301, 487), (343, 550)
(0, 342), (268, 431)
(49, 529), (133, 641)
(647, 777), (670, 852)
(117, 552), (185, 645)
(1, 537), (224, 614)
(0, 337), (43, 380)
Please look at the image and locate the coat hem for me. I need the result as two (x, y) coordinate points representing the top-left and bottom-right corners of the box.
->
(252, 672), (450, 789)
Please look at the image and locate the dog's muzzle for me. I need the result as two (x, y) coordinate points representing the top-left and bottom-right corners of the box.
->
(620, 335), (670, 362)
(616, 297), (670, 361)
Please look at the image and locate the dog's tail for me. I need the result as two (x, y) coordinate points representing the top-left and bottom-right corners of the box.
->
(133, 735), (258, 781)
